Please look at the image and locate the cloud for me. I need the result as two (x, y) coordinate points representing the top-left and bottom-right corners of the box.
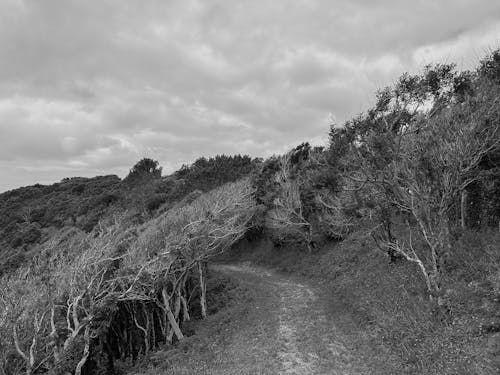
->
(0, 0), (500, 191)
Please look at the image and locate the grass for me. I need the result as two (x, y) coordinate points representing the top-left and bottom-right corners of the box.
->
(221, 227), (500, 374)
(123, 271), (255, 375)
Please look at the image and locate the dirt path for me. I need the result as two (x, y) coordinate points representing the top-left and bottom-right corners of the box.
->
(207, 263), (371, 375)
(146, 262), (382, 375)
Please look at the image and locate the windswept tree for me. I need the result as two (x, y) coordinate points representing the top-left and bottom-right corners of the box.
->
(329, 57), (500, 300)
(262, 143), (349, 251)
(377, 86), (500, 299)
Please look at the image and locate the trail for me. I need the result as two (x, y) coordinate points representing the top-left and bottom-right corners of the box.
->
(196, 263), (371, 375)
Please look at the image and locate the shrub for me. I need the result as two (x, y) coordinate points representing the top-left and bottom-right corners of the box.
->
(145, 194), (169, 212)
(97, 192), (121, 206)
(22, 224), (42, 244)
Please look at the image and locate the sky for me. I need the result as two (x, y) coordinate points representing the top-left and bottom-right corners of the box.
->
(1, 0), (500, 192)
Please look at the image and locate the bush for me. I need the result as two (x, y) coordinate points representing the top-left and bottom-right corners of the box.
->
(22, 224), (42, 244)
(10, 236), (23, 248)
(97, 192), (122, 206)
(71, 184), (85, 194)
(80, 211), (102, 232)
(146, 194), (169, 212)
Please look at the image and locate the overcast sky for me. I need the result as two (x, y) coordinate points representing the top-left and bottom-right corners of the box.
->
(1, 0), (500, 192)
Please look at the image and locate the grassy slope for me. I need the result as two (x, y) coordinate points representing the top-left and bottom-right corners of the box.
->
(220, 229), (500, 375)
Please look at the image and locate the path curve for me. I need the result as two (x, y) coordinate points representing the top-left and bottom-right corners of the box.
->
(212, 263), (369, 375)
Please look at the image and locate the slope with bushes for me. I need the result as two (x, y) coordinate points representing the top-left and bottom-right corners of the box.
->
(0, 179), (257, 374)
(0, 155), (256, 277)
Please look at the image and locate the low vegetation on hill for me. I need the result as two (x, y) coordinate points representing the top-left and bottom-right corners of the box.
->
(0, 175), (123, 275)
(0, 51), (499, 374)
(0, 155), (256, 276)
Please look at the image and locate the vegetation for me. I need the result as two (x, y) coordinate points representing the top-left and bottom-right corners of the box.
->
(0, 155), (256, 276)
(124, 158), (162, 184)
(0, 51), (499, 374)
(247, 51), (500, 373)
(0, 180), (256, 374)
(0, 175), (123, 275)
(158, 154), (256, 202)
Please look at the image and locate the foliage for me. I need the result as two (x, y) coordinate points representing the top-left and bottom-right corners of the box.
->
(253, 143), (349, 249)
(327, 53), (500, 298)
(0, 176), (123, 275)
(124, 158), (162, 184)
(162, 154), (256, 202)
(0, 179), (257, 374)
(0, 155), (256, 276)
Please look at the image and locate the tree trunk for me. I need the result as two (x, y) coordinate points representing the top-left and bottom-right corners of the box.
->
(13, 326), (32, 375)
(150, 310), (156, 349)
(174, 293), (181, 320)
(440, 215), (453, 271)
(49, 307), (60, 363)
(460, 190), (468, 229)
(133, 308), (149, 355)
(74, 326), (90, 375)
(180, 295), (190, 321)
(162, 288), (184, 341)
(198, 262), (207, 319)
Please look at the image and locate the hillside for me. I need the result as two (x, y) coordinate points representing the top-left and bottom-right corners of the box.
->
(0, 51), (499, 375)
(0, 155), (255, 276)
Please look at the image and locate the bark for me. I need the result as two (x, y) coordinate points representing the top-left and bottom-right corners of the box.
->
(460, 189), (468, 229)
(133, 307), (149, 355)
(28, 333), (37, 375)
(166, 325), (174, 343)
(13, 326), (31, 375)
(198, 262), (207, 319)
(63, 296), (86, 351)
(174, 294), (181, 320)
(180, 295), (190, 321)
(13, 312), (46, 375)
(162, 288), (184, 341)
(49, 307), (60, 362)
(74, 326), (90, 375)
(150, 310), (156, 349)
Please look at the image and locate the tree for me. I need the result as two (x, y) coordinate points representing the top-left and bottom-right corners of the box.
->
(329, 59), (500, 300)
(125, 158), (162, 183)
(384, 88), (499, 296)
